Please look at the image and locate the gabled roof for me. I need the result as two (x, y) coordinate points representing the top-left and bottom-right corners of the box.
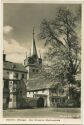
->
(26, 76), (58, 91)
(3, 61), (27, 73)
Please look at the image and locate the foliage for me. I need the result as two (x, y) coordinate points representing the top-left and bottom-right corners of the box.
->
(39, 8), (81, 107)
(39, 8), (81, 85)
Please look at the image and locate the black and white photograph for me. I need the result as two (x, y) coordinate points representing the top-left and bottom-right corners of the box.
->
(2, 2), (81, 122)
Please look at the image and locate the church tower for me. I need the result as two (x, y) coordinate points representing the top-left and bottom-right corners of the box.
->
(24, 28), (42, 79)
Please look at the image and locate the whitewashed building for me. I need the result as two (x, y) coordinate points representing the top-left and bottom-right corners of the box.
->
(3, 53), (27, 109)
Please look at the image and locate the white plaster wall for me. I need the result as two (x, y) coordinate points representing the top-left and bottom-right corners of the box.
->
(27, 89), (49, 98)
(8, 94), (13, 108)
(37, 89), (49, 95)
(9, 81), (13, 92)
(47, 93), (50, 107)
(4, 70), (14, 79)
(36, 89), (50, 107)
(9, 72), (14, 79)
(27, 89), (51, 107)
(27, 91), (34, 98)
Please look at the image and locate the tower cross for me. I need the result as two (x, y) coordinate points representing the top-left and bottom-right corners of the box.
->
(33, 27), (35, 39)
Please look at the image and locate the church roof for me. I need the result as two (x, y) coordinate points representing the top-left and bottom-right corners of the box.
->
(26, 76), (58, 91)
(3, 61), (27, 73)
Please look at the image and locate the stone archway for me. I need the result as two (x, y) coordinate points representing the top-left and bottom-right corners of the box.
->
(37, 97), (44, 108)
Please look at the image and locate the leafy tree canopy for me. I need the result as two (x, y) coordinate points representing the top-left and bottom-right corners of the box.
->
(39, 8), (81, 85)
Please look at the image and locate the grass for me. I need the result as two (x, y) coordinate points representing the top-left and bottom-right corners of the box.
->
(3, 108), (80, 118)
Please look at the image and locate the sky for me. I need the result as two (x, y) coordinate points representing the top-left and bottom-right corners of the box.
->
(3, 3), (81, 64)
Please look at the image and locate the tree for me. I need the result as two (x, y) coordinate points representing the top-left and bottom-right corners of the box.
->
(39, 8), (81, 107)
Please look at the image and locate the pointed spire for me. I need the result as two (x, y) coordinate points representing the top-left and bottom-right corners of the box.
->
(31, 27), (38, 57)
(33, 27), (35, 40)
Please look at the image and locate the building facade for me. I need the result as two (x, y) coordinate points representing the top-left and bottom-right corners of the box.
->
(3, 29), (69, 109)
(3, 53), (27, 109)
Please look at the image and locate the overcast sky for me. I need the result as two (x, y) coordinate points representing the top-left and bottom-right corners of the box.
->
(3, 3), (81, 64)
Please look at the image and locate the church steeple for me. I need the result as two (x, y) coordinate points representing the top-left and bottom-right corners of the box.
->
(24, 27), (42, 79)
(31, 27), (38, 57)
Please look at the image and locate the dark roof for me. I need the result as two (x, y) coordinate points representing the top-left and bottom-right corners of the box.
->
(3, 61), (27, 73)
(27, 76), (58, 91)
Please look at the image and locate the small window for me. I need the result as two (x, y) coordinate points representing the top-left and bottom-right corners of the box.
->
(22, 74), (24, 78)
(4, 80), (9, 89)
(29, 92), (30, 94)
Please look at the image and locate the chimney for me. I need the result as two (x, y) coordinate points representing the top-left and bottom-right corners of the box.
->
(3, 51), (6, 61)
